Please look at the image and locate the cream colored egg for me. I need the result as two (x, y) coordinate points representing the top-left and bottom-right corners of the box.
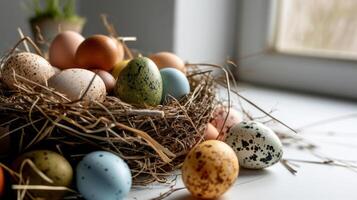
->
(48, 68), (106, 102)
(53, 66), (61, 75)
(1, 52), (55, 89)
(182, 140), (239, 199)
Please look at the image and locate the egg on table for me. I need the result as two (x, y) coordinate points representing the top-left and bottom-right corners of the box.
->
(225, 121), (283, 169)
(48, 68), (106, 102)
(49, 31), (84, 69)
(114, 57), (163, 106)
(1, 52), (55, 89)
(111, 59), (130, 79)
(160, 68), (190, 103)
(182, 140), (239, 199)
(92, 69), (116, 93)
(13, 150), (73, 199)
(210, 106), (241, 137)
(75, 35), (123, 71)
(76, 151), (132, 200)
(149, 52), (186, 74)
(204, 123), (219, 140)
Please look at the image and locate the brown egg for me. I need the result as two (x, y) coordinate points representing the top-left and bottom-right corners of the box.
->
(149, 52), (186, 73)
(0, 167), (4, 197)
(92, 69), (116, 92)
(49, 31), (84, 69)
(204, 123), (219, 140)
(75, 35), (123, 71)
(182, 140), (239, 199)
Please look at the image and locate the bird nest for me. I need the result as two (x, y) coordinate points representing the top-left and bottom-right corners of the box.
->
(0, 53), (220, 186)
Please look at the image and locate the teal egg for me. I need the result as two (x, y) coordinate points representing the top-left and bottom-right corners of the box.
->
(115, 57), (163, 106)
(76, 151), (132, 200)
(160, 68), (190, 102)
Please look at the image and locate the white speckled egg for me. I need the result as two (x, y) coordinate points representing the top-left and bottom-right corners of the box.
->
(225, 121), (283, 169)
(1, 52), (55, 89)
(48, 68), (106, 102)
(76, 151), (132, 200)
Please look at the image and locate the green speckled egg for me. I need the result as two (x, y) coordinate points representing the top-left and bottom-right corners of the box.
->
(115, 57), (163, 106)
(13, 150), (73, 199)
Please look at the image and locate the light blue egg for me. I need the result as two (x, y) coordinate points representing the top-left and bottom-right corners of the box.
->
(76, 151), (132, 200)
(160, 68), (190, 102)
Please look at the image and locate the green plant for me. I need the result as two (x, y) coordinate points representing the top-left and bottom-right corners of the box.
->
(26, 0), (83, 22)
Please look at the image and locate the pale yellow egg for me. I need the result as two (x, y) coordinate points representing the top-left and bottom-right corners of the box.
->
(112, 60), (130, 79)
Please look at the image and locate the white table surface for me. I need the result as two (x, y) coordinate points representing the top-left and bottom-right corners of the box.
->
(128, 84), (357, 200)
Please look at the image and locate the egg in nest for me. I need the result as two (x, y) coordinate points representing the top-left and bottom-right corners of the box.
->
(49, 31), (84, 69)
(1, 52), (55, 89)
(13, 150), (73, 199)
(75, 35), (123, 71)
(149, 52), (186, 74)
(48, 68), (106, 102)
(114, 57), (163, 106)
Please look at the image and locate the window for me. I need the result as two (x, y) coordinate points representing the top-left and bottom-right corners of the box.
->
(275, 0), (357, 60)
(237, 0), (357, 99)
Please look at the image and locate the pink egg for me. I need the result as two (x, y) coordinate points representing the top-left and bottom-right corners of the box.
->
(204, 123), (219, 140)
(210, 106), (241, 136)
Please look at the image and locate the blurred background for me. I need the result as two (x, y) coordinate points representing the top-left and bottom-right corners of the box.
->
(1, 0), (357, 100)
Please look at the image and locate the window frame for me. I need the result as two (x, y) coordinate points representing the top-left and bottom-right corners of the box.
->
(236, 0), (357, 99)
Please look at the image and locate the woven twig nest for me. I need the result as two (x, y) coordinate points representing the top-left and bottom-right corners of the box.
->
(0, 55), (218, 186)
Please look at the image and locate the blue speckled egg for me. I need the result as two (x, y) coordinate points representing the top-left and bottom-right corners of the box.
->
(160, 68), (190, 102)
(76, 151), (132, 200)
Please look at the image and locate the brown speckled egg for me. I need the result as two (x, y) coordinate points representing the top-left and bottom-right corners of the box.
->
(204, 123), (219, 140)
(149, 52), (186, 74)
(182, 140), (239, 199)
(49, 31), (84, 69)
(48, 68), (106, 102)
(13, 150), (73, 199)
(1, 52), (55, 89)
(92, 69), (116, 92)
(210, 106), (241, 137)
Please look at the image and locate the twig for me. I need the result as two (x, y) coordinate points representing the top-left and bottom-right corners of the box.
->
(17, 28), (30, 52)
(280, 159), (298, 175)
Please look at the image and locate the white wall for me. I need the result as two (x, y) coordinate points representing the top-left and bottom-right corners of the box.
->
(0, 0), (31, 54)
(174, 0), (237, 64)
(79, 0), (237, 63)
(79, 0), (176, 54)
(0, 0), (238, 64)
